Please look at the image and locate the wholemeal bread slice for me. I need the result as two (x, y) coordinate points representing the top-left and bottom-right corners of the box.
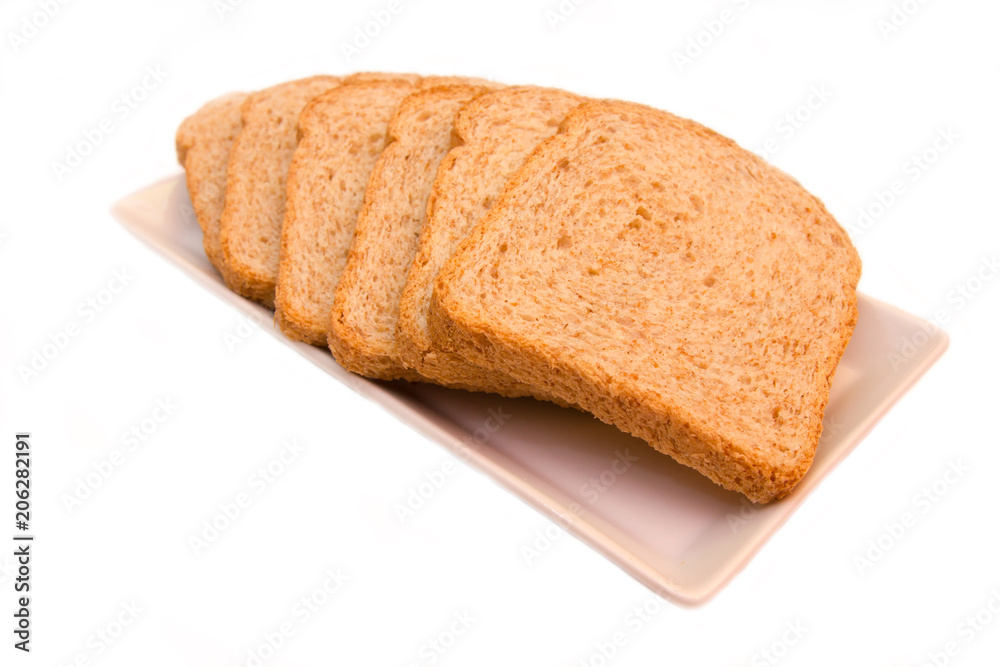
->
(175, 92), (248, 274)
(429, 100), (861, 503)
(274, 79), (423, 347)
(219, 75), (342, 308)
(397, 86), (585, 389)
(346, 72), (423, 85)
(275, 75), (500, 349)
(347, 72), (496, 88)
(327, 84), (499, 380)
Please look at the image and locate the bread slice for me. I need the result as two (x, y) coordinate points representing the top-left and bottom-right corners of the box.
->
(275, 75), (500, 348)
(219, 75), (342, 308)
(397, 86), (585, 389)
(274, 79), (422, 347)
(327, 85), (498, 380)
(175, 92), (248, 274)
(429, 100), (861, 503)
(348, 72), (495, 88)
(346, 72), (423, 85)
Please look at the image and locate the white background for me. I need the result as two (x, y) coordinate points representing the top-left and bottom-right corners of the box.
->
(2, 0), (998, 665)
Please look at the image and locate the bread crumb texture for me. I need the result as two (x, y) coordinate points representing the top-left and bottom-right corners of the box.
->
(430, 100), (860, 502)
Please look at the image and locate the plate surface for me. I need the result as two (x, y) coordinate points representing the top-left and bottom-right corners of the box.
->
(112, 176), (949, 605)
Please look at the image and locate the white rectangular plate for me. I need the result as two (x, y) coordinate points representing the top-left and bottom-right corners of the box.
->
(113, 176), (949, 605)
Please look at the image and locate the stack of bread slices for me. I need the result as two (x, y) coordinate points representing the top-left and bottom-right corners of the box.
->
(176, 72), (861, 503)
